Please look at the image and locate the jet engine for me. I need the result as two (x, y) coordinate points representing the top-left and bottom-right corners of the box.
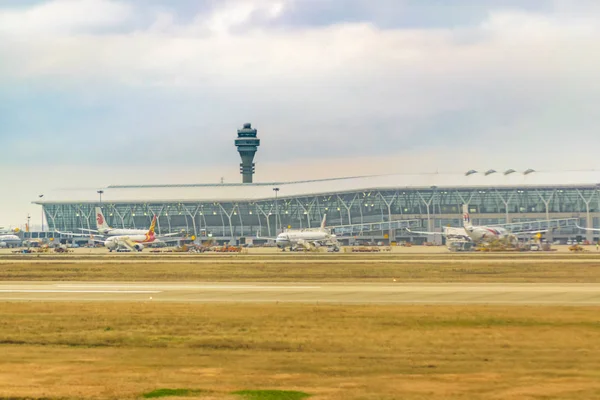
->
(133, 243), (144, 251)
(0, 242), (6, 248)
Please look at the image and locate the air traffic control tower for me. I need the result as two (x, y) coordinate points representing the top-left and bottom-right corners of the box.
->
(235, 123), (260, 183)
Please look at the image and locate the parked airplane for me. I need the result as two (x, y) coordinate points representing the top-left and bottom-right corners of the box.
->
(80, 207), (176, 237)
(58, 207), (179, 241)
(0, 234), (22, 248)
(461, 205), (513, 242)
(98, 215), (161, 252)
(407, 205), (547, 244)
(275, 214), (339, 251)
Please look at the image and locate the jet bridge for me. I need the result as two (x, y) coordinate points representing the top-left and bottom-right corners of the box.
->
(496, 218), (579, 233)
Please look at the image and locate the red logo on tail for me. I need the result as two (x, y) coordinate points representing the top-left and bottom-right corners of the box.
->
(97, 214), (104, 225)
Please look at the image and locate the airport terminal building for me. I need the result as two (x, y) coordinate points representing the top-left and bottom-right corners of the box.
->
(35, 170), (600, 243)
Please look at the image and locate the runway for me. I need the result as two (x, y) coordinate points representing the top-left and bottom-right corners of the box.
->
(2, 282), (600, 305)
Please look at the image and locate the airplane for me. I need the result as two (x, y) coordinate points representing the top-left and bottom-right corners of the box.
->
(461, 205), (512, 243)
(97, 215), (162, 252)
(58, 207), (180, 240)
(407, 205), (548, 244)
(275, 214), (340, 251)
(0, 234), (22, 248)
(80, 207), (175, 237)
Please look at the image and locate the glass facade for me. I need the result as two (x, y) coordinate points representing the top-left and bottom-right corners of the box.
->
(41, 186), (600, 240)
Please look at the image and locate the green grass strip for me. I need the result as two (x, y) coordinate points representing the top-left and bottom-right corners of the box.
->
(142, 388), (210, 398)
(232, 390), (311, 400)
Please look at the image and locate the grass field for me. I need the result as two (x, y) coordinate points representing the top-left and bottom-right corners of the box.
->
(1, 302), (600, 399)
(2, 257), (600, 282)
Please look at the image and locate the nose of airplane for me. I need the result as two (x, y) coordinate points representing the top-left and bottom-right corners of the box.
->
(276, 233), (290, 245)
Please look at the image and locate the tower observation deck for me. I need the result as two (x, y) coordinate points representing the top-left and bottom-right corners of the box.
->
(235, 123), (260, 183)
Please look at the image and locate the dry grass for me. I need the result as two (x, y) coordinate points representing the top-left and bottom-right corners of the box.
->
(1, 302), (600, 399)
(2, 258), (600, 282)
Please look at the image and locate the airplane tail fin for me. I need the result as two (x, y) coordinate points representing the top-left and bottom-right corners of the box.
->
(148, 215), (157, 235)
(320, 214), (327, 230)
(95, 207), (110, 230)
(462, 205), (472, 227)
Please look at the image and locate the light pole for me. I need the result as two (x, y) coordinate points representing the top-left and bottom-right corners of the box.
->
(38, 194), (44, 232)
(97, 190), (104, 204)
(27, 214), (31, 234)
(273, 187), (280, 234)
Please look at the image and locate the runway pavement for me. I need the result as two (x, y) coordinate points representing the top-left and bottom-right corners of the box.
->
(2, 281), (600, 305)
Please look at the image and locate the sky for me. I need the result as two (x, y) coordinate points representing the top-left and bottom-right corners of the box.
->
(1, 0), (600, 228)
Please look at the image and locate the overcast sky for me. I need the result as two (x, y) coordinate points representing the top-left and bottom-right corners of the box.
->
(1, 0), (600, 227)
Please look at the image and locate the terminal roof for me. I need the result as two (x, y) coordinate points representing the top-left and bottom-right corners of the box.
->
(34, 170), (600, 204)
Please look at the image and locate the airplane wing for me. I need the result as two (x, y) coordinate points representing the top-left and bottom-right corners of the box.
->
(513, 229), (549, 236)
(159, 232), (181, 237)
(54, 230), (104, 238)
(406, 227), (471, 241)
(79, 228), (100, 233)
(576, 224), (600, 232)
(77, 236), (105, 244)
(54, 230), (80, 236)
(255, 232), (277, 240)
(491, 218), (574, 232)
(155, 236), (183, 243)
(406, 228), (448, 236)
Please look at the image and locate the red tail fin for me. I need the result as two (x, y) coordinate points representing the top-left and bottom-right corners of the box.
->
(148, 215), (157, 235)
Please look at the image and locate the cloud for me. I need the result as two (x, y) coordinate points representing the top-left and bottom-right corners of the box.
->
(203, 0), (287, 35)
(0, 0), (132, 35)
(1, 1), (600, 225)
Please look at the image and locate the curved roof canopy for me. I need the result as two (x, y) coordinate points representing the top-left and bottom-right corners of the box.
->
(34, 170), (600, 204)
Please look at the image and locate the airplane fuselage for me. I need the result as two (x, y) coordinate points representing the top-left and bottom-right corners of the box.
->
(104, 233), (157, 250)
(464, 226), (509, 242)
(105, 233), (155, 245)
(276, 229), (335, 249)
(0, 234), (22, 248)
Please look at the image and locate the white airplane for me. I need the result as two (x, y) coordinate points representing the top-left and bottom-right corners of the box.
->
(97, 215), (162, 252)
(81, 207), (168, 237)
(275, 214), (339, 251)
(57, 207), (180, 241)
(461, 206), (513, 243)
(408, 205), (547, 244)
(0, 234), (22, 248)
